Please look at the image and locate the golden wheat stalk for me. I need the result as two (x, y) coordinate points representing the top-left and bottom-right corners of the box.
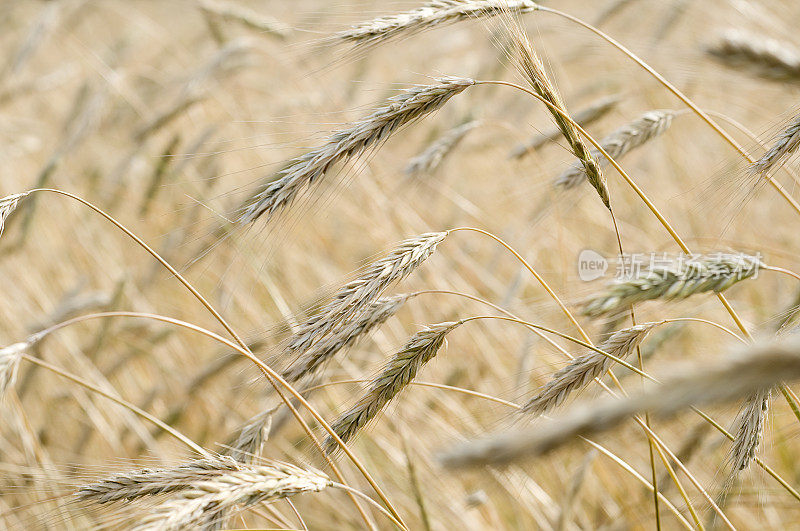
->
(239, 79), (475, 223)
(506, 20), (611, 208)
(509, 94), (620, 159)
(441, 335), (800, 468)
(520, 322), (661, 416)
(331, 0), (540, 48)
(128, 460), (329, 530)
(283, 233), (446, 369)
(555, 110), (675, 189)
(325, 321), (460, 453)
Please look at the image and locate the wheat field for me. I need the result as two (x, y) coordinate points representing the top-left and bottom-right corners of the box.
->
(3, 1), (800, 529)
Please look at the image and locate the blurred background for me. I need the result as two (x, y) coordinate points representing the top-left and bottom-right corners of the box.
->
(2, 0), (800, 528)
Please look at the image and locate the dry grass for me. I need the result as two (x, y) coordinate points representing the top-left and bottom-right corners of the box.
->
(4, 1), (800, 529)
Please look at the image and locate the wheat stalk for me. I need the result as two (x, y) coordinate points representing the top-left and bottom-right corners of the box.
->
(0, 192), (29, 239)
(198, 0), (291, 38)
(520, 322), (661, 416)
(509, 94), (620, 159)
(441, 335), (800, 467)
(584, 253), (763, 317)
(283, 233), (446, 364)
(405, 120), (479, 178)
(325, 321), (460, 453)
(76, 456), (241, 504)
(227, 407), (276, 463)
(750, 113), (800, 177)
(506, 20), (611, 208)
(331, 0), (540, 48)
(555, 110), (675, 189)
(708, 29), (800, 81)
(283, 294), (410, 384)
(729, 389), (771, 473)
(129, 460), (330, 531)
(238, 78), (475, 223)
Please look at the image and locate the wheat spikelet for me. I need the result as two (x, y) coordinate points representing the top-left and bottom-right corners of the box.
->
(0, 192), (29, 239)
(506, 20), (611, 208)
(708, 29), (800, 81)
(729, 389), (770, 473)
(405, 120), (479, 178)
(325, 321), (460, 453)
(284, 233), (446, 365)
(283, 294), (410, 384)
(76, 456), (241, 505)
(509, 94), (621, 159)
(584, 253), (763, 318)
(331, 0), (540, 48)
(520, 322), (661, 416)
(239, 78), (475, 223)
(0, 342), (28, 399)
(129, 460), (329, 531)
(555, 110), (676, 189)
(228, 408), (275, 463)
(750, 113), (800, 177)
(198, 0), (291, 38)
(441, 335), (800, 467)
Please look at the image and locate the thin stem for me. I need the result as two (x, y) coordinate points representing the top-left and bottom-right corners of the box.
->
(479, 78), (800, 428)
(537, 6), (800, 218)
(21, 354), (207, 456)
(331, 484), (408, 530)
(23, 189), (402, 528)
(22, 310), (405, 530)
(447, 226), (592, 344)
(453, 315), (655, 381)
(764, 265), (800, 283)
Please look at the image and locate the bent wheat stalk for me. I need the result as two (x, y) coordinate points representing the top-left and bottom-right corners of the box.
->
(282, 233), (445, 376)
(238, 78), (475, 223)
(330, 0), (540, 48)
(521, 322), (662, 416)
(325, 321), (460, 453)
(440, 335), (800, 468)
(128, 460), (330, 531)
(555, 110), (675, 190)
(506, 19), (611, 208)
(283, 294), (410, 384)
